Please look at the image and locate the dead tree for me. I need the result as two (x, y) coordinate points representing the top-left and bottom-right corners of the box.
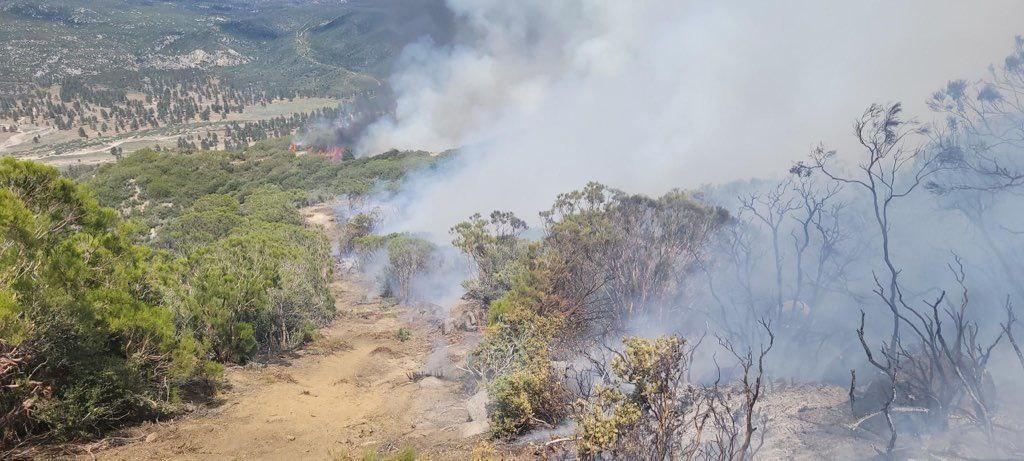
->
(740, 180), (799, 317)
(798, 102), (943, 455)
(856, 258), (1004, 444)
(684, 320), (775, 461)
(697, 219), (763, 344)
(926, 37), (1024, 193)
(1000, 301), (1024, 372)
(789, 174), (843, 309)
(717, 320), (775, 460)
(926, 39), (1024, 301)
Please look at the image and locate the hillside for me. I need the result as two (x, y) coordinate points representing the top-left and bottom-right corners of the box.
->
(0, 0), (451, 166)
(0, 0), (451, 92)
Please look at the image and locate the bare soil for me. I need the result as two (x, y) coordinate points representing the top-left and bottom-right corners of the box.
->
(78, 203), (482, 460)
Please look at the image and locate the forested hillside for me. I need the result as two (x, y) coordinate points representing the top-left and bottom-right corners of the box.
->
(0, 141), (440, 448)
(0, 0), (451, 92)
(0, 0), (449, 165)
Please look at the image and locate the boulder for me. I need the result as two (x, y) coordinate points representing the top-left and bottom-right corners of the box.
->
(467, 389), (489, 422)
(459, 310), (479, 331)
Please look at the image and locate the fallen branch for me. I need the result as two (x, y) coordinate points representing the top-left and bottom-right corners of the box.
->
(847, 406), (930, 431)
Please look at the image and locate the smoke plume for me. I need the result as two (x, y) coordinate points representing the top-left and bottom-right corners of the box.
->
(358, 0), (1024, 237)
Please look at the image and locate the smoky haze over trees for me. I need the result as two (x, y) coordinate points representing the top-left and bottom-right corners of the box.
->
(9, 0), (1024, 458)
(330, 1), (1024, 457)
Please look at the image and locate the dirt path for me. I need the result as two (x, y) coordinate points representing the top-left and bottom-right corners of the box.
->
(87, 203), (481, 460)
(0, 127), (52, 150)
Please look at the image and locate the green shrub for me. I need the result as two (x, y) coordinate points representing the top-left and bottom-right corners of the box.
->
(0, 158), (211, 442)
(361, 445), (417, 461)
(489, 361), (568, 438)
(351, 233), (437, 304)
(84, 146), (439, 228)
(182, 222), (334, 363)
(474, 272), (568, 438)
(340, 212), (377, 254)
(451, 211), (536, 303)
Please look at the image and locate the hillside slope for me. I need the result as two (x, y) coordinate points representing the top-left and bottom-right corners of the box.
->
(0, 0), (452, 93)
(83, 202), (482, 460)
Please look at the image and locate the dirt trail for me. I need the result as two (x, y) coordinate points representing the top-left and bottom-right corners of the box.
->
(0, 127), (52, 150)
(89, 203), (480, 460)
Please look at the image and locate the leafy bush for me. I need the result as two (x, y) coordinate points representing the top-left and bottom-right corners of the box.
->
(451, 211), (536, 303)
(540, 183), (728, 333)
(352, 233), (437, 304)
(473, 272), (569, 438)
(166, 190), (335, 363)
(0, 158), (211, 443)
(340, 212), (378, 254)
(385, 234), (437, 303)
(459, 183), (727, 440)
(574, 336), (693, 459)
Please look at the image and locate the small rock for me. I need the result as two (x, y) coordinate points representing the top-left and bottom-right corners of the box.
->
(418, 376), (445, 388)
(466, 390), (489, 422)
(461, 420), (489, 438)
(441, 319), (455, 335)
(144, 433), (158, 443)
(287, 435), (296, 441)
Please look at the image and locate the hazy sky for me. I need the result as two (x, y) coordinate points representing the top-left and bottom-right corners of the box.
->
(362, 0), (1024, 236)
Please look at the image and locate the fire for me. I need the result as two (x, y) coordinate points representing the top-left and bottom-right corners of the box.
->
(291, 142), (349, 163)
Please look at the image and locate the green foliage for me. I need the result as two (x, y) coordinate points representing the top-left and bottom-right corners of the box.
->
(0, 0), (421, 93)
(575, 387), (642, 456)
(474, 271), (568, 438)
(240, 185), (304, 226)
(451, 211), (536, 303)
(360, 445), (417, 461)
(540, 182), (729, 332)
(488, 361), (568, 439)
(574, 336), (694, 460)
(0, 158), (211, 442)
(465, 183), (726, 441)
(163, 189), (335, 363)
(340, 212), (378, 254)
(155, 194), (244, 252)
(396, 327), (412, 342)
(352, 232), (437, 304)
(84, 146), (438, 229)
(385, 234), (437, 303)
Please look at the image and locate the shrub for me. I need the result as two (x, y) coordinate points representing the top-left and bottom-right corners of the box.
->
(182, 222), (334, 363)
(0, 158), (210, 442)
(489, 361), (568, 438)
(340, 212), (378, 254)
(573, 336), (713, 460)
(474, 273), (569, 438)
(352, 233), (437, 304)
(451, 211), (535, 303)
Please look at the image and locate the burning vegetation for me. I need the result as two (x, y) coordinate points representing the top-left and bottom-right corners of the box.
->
(322, 35), (1024, 459)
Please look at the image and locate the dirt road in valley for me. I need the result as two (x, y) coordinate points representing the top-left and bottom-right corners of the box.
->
(87, 203), (482, 460)
(0, 127), (53, 150)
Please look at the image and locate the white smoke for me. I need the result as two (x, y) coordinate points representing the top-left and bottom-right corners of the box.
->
(358, 0), (1024, 237)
